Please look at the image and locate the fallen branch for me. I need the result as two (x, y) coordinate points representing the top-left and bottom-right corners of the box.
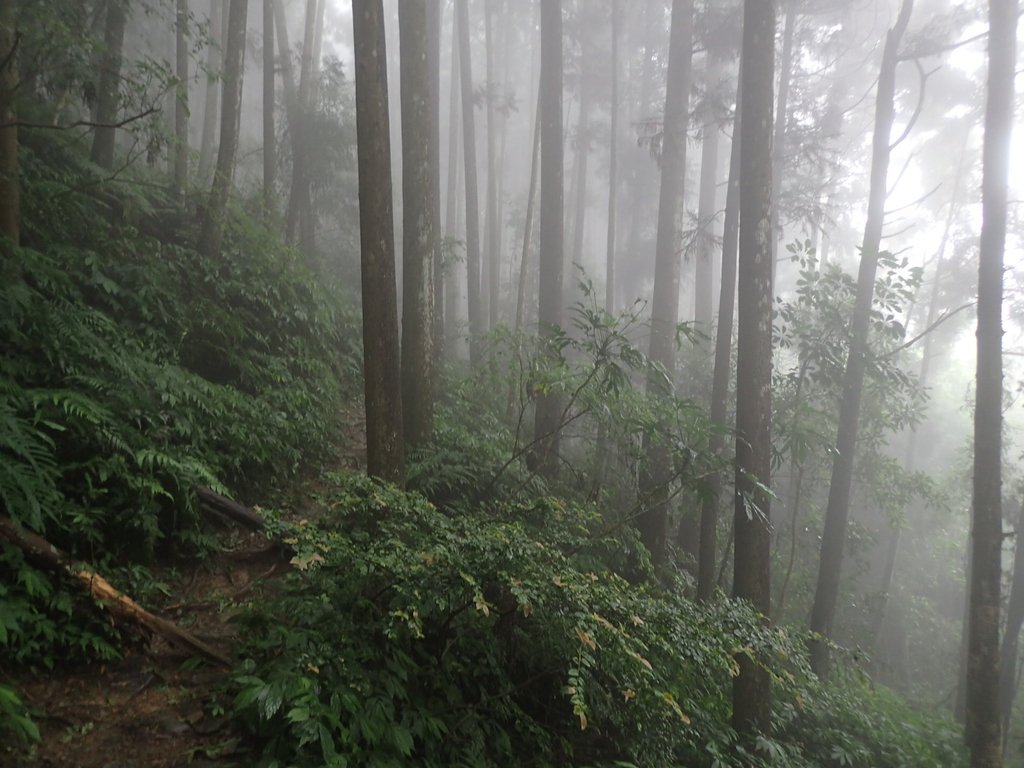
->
(0, 515), (231, 667)
(197, 487), (266, 531)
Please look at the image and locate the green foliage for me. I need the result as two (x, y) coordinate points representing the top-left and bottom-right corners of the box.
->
(0, 130), (359, 669)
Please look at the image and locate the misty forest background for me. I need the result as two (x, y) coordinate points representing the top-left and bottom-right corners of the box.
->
(1, 0), (1022, 766)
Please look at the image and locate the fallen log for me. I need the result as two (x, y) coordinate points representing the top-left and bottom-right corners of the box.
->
(197, 487), (266, 531)
(0, 515), (231, 667)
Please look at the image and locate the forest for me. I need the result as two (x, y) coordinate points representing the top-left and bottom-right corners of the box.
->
(0, 0), (1021, 765)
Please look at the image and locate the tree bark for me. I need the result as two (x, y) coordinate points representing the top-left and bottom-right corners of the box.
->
(198, 0), (247, 259)
(428, 1), (444, 368)
(532, 0), (564, 480)
(770, 5), (795, 282)
(604, 0), (619, 316)
(484, 0), (499, 330)
(637, 0), (693, 568)
(399, 0), (437, 450)
(91, 0), (128, 169)
(697, 76), (740, 603)
(286, 0), (318, 257)
(967, 0), (1015, 763)
(1000, 500), (1024, 747)
(443, 6), (462, 352)
(808, 0), (913, 679)
(732, 0), (774, 736)
(262, 0), (276, 218)
(173, 0), (189, 196)
(0, 0), (18, 245)
(198, 0), (223, 184)
(693, 51), (722, 338)
(455, 0), (483, 364)
(353, 0), (404, 486)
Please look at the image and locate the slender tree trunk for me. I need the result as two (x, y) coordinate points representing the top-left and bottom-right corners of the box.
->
(443, 7), (462, 352)
(286, 0), (318, 256)
(428, 1), (444, 365)
(0, 0), (18, 245)
(91, 0), (128, 169)
(569, 30), (589, 299)
(967, 0), (1015, 763)
(637, 0), (693, 568)
(604, 0), (619, 316)
(198, 0), (247, 258)
(399, 0), (437, 449)
(532, 0), (564, 480)
(1000, 499), (1024, 748)
(456, 0), (483, 364)
(516, 94), (542, 334)
(198, 0), (223, 184)
(352, 0), (404, 486)
(732, 0), (774, 735)
(693, 52), (722, 339)
(770, 5), (795, 282)
(808, 0), (913, 679)
(262, 0), (276, 218)
(173, 0), (189, 196)
(311, 0), (326, 82)
(697, 76), (741, 603)
(484, 0), (498, 330)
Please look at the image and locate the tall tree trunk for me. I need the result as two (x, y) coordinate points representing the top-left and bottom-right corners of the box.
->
(399, 0), (437, 449)
(604, 0), (619, 315)
(173, 0), (189, 196)
(198, 0), (223, 184)
(532, 0), (564, 480)
(198, 0), (247, 258)
(637, 0), (693, 568)
(429, 1), (444, 365)
(0, 0), (18, 245)
(352, 0), (404, 486)
(569, 29), (589, 301)
(456, 0), (483, 364)
(286, 0), (318, 256)
(697, 76), (741, 603)
(91, 0), (128, 169)
(693, 51), (722, 338)
(483, 0), (498, 330)
(443, 7), (462, 353)
(967, 0), (1015, 763)
(1000, 499), (1024, 747)
(808, 0), (913, 679)
(770, 5), (795, 282)
(515, 93), (542, 334)
(732, 0), (774, 735)
(262, 0), (276, 218)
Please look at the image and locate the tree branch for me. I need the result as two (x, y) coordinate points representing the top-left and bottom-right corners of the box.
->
(4, 105), (160, 131)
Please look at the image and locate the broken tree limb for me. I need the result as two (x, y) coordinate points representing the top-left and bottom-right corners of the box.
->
(197, 487), (266, 531)
(0, 515), (231, 667)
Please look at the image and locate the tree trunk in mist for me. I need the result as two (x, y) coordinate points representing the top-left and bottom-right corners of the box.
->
(732, 0), (774, 736)
(0, 0), (18, 245)
(1000, 500), (1024, 747)
(484, 0), (498, 330)
(286, 0), (318, 257)
(91, 0), (128, 169)
(532, 0), (564, 480)
(312, 0), (326, 86)
(568, 29), (589, 302)
(352, 0), (404, 487)
(770, 5), (795, 281)
(262, 0), (276, 218)
(456, 0), (483, 364)
(428, 2), (444, 365)
(198, 0), (247, 259)
(173, 0), (189, 196)
(443, 7), (462, 352)
(967, 0), (1015, 763)
(693, 53), (721, 338)
(808, 0), (912, 680)
(604, 0), (619, 315)
(637, 0), (693, 568)
(198, 0), (223, 184)
(697, 78), (740, 604)
(399, 0), (437, 450)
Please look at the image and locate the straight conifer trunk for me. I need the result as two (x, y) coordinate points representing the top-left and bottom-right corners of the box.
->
(173, 0), (189, 196)
(262, 0), (276, 218)
(732, 0), (774, 734)
(352, 0), (404, 486)
(198, 0), (247, 258)
(456, 0), (483, 363)
(399, 0), (437, 449)
(967, 0), (1016, 763)
(0, 0), (18, 245)
(91, 0), (128, 169)
(532, 0), (564, 479)
(808, 0), (913, 678)
(198, 0), (223, 183)
(286, 0), (318, 256)
(604, 0), (619, 315)
(637, 0), (693, 567)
